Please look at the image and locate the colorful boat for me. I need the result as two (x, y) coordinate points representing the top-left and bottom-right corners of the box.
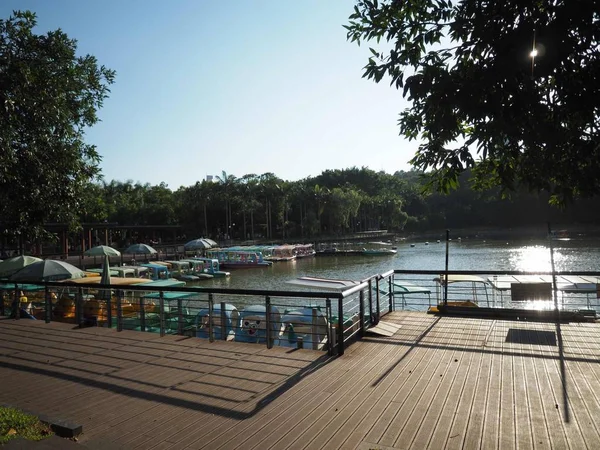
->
(294, 244), (316, 258)
(195, 303), (238, 340)
(190, 257), (230, 277)
(265, 245), (296, 262)
(234, 304), (281, 344)
(205, 249), (272, 269)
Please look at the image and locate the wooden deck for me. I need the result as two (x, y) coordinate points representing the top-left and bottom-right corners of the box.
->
(1, 312), (600, 449)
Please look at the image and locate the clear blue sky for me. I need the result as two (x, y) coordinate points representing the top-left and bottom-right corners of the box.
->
(2, 0), (415, 188)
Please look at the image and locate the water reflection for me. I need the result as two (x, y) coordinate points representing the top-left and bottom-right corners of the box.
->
(510, 245), (553, 272)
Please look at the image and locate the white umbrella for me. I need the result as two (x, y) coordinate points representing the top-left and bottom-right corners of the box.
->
(11, 260), (85, 282)
(202, 238), (218, 247)
(184, 239), (211, 251)
(124, 244), (157, 255)
(0, 255), (43, 278)
(84, 245), (121, 257)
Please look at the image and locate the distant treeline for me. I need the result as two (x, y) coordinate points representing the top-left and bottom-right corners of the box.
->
(78, 168), (600, 241)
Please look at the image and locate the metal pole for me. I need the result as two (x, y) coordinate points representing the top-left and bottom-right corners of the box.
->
(359, 290), (365, 338)
(106, 289), (112, 329)
(444, 229), (450, 307)
(388, 274), (393, 312)
(367, 279), (373, 324)
(77, 287), (83, 327)
(139, 295), (146, 332)
(326, 298), (332, 356)
(265, 296), (272, 349)
(375, 278), (380, 322)
(44, 286), (51, 323)
(159, 291), (165, 337)
(337, 297), (344, 356)
(177, 296), (183, 335)
(208, 293), (214, 342)
(548, 223), (560, 316)
(116, 289), (123, 332)
(13, 284), (19, 320)
(220, 301), (227, 341)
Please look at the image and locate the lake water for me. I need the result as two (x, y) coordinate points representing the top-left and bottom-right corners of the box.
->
(197, 237), (600, 291)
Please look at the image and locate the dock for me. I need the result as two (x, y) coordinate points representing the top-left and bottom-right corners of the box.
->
(2, 312), (600, 449)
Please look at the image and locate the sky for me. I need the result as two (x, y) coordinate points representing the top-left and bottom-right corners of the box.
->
(2, 0), (415, 188)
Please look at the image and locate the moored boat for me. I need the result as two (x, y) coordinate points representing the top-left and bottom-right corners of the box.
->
(205, 249), (272, 269)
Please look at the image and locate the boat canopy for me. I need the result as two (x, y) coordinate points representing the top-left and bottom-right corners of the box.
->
(286, 276), (359, 292)
(434, 274), (488, 284)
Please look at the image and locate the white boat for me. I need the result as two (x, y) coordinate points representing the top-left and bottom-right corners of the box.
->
(285, 276), (360, 292)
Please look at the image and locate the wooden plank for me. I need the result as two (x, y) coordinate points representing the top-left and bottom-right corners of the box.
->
(366, 321), (402, 337)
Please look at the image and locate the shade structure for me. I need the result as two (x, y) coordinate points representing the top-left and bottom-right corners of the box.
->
(124, 244), (157, 255)
(0, 256), (43, 278)
(184, 239), (212, 251)
(97, 254), (112, 301)
(11, 260), (85, 282)
(84, 245), (121, 257)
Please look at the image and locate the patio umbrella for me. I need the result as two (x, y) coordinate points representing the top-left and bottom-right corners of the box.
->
(0, 255), (43, 278)
(184, 239), (211, 251)
(84, 245), (121, 257)
(124, 244), (157, 255)
(202, 238), (218, 247)
(98, 254), (112, 301)
(11, 260), (85, 282)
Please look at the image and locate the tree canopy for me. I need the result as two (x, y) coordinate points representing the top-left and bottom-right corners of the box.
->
(0, 11), (115, 245)
(345, 0), (600, 205)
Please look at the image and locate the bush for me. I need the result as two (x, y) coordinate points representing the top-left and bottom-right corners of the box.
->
(0, 407), (52, 444)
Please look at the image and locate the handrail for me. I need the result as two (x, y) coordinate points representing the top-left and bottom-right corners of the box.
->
(394, 269), (600, 277)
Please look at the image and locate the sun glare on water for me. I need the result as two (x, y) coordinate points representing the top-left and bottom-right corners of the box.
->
(509, 245), (564, 272)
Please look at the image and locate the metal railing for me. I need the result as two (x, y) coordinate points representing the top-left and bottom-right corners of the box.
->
(0, 275), (393, 356)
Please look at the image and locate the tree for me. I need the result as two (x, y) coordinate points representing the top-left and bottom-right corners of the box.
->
(0, 11), (115, 250)
(346, 1), (600, 205)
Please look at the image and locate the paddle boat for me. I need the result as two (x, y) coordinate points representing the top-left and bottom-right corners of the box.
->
(139, 263), (170, 280)
(195, 303), (238, 340)
(164, 260), (199, 282)
(274, 307), (329, 350)
(119, 265), (149, 278)
(205, 249), (272, 269)
(265, 245), (296, 262)
(234, 304), (281, 344)
(191, 257), (230, 277)
(179, 259), (214, 280)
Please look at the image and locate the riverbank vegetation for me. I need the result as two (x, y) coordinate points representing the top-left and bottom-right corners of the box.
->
(77, 167), (600, 242)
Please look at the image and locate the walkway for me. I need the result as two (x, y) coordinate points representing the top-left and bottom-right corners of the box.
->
(1, 312), (600, 449)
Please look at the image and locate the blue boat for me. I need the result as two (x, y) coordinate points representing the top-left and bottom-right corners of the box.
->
(195, 303), (238, 340)
(234, 304), (281, 344)
(139, 263), (170, 280)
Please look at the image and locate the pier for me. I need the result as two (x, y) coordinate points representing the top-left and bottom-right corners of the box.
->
(2, 311), (600, 449)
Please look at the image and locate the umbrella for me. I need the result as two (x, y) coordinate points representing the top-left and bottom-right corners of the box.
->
(97, 254), (112, 301)
(0, 255), (43, 278)
(84, 245), (121, 257)
(202, 238), (218, 247)
(11, 260), (85, 282)
(184, 239), (211, 251)
(124, 244), (157, 255)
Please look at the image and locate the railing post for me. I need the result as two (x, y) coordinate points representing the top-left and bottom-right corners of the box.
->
(76, 287), (84, 327)
(106, 289), (112, 329)
(116, 289), (123, 332)
(208, 293), (214, 342)
(139, 295), (146, 332)
(326, 298), (333, 356)
(337, 297), (344, 356)
(159, 291), (165, 337)
(44, 286), (51, 323)
(375, 277), (380, 322)
(177, 296), (184, 335)
(0, 288), (4, 316)
(13, 284), (19, 320)
(220, 301), (227, 341)
(265, 296), (272, 349)
(359, 290), (365, 338)
(367, 279), (373, 325)
(444, 229), (450, 306)
(388, 274), (393, 312)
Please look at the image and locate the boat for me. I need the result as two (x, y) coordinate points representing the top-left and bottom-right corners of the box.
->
(164, 260), (199, 281)
(139, 263), (170, 280)
(294, 244), (316, 258)
(286, 276), (360, 292)
(205, 249), (272, 269)
(428, 274), (490, 313)
(119, 265), (149, 278)
(362, 248), (397, 256)
(265, 244), (296, 262)
(548, 229), (570, 241)
(234, 304), (281, 344)
(274, 307), (329, 350)
(190, 257), (230, 277)
(179, 259), (214, 280)
(195, 303), (238, 340)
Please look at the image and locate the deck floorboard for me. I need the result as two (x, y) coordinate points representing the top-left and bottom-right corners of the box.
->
(2, 312), (600, 450)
